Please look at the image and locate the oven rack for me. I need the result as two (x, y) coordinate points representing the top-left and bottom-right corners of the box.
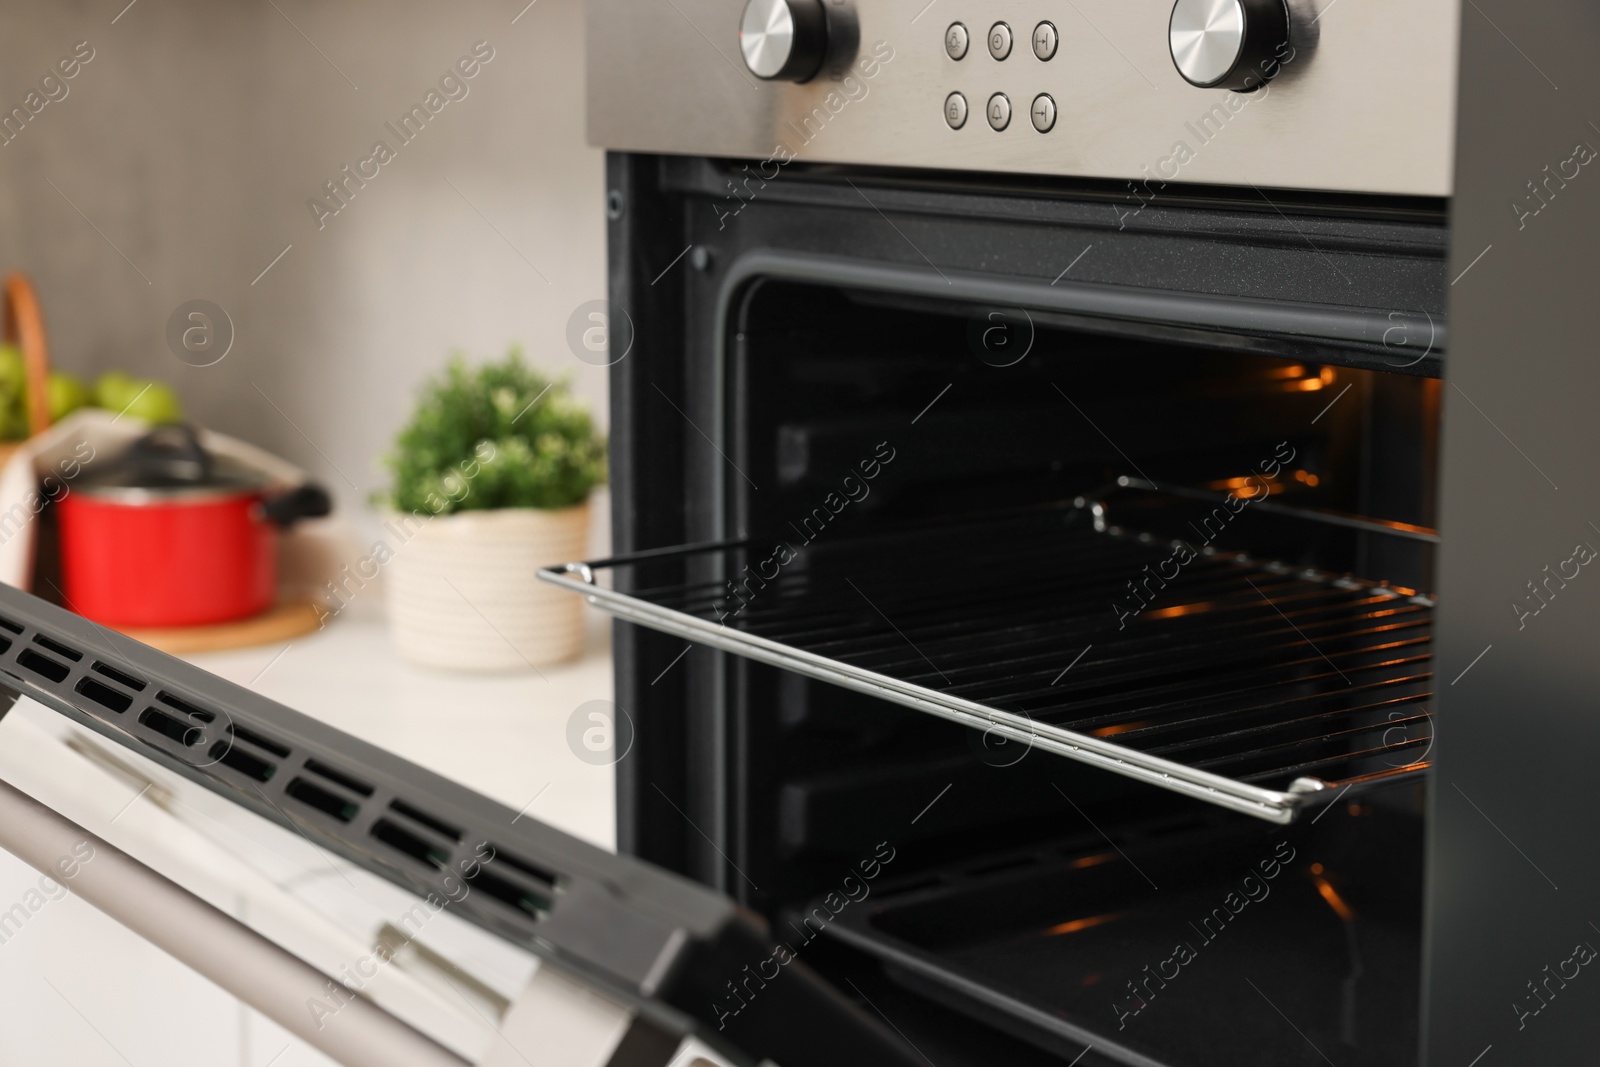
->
(541, 493), (1435, 823)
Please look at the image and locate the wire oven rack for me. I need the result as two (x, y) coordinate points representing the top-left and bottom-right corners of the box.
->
(541, 490), (1435, 823)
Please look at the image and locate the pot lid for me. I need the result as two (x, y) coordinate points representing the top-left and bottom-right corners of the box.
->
(78, 425), (270, 497)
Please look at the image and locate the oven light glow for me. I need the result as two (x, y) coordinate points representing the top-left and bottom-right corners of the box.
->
(1310, 867), (1356, 922)
(1042, 911), (1125, 937)
(1143, 601), (1209, 620)
(1091, 720), (1152, 738)
(1205, 470), (1326, 498)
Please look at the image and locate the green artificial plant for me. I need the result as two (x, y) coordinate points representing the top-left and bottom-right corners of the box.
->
(382, 347), (605, 516)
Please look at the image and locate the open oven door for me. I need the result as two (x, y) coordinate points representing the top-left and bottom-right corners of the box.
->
(0, 581), (920, 1067)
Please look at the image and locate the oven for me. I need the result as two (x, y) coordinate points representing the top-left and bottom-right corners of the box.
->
(0, 2), (1591, 1066)
(565, 0), (1600, 1065)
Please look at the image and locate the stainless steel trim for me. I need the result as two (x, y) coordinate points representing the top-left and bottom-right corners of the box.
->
(587, 0), (1457, 195)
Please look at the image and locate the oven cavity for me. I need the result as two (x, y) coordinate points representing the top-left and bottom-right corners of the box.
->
(546, 282), (1440, 825)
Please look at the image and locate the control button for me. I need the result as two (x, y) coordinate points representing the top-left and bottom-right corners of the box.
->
(944, 91), (969, 129)
(739, 0), (829, 83)
(987, 21), (1013, 60)
(945, 22), (969, 60)
(986, 92), (1011, 130)
(1030, 93), (1056, 132)
(1168, 0), (1291, 92)
(1032, 21), (1059, 61)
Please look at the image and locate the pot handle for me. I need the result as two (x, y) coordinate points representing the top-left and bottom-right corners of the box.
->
(261, 483), (332, 527)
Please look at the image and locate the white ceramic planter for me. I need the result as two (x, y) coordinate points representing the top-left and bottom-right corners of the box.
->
(385, 503), (590, 671)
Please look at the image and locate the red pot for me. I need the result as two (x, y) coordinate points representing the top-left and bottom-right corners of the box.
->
(58, 426), (331, 628)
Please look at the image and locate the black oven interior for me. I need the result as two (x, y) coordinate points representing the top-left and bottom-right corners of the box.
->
(715, 280), (1433, 1065)
(608, 160), (1449, 1067)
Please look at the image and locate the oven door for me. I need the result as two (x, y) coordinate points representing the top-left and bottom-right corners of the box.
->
(0, 581), (917, 1067)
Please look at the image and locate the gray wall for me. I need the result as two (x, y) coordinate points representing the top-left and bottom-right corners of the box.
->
(0, 0), (606, 526)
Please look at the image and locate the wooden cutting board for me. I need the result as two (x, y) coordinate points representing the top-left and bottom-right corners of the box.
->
(117, 599), (324, 655)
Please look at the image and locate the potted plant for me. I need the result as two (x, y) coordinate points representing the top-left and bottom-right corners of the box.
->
(380, 348), (605, 670)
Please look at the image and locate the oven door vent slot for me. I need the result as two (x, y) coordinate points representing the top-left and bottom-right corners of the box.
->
(540, 490), (1435, 824)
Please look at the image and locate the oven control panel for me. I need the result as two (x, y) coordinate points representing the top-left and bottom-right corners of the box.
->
(932, 0), (1289, 137)
(589, 0), (1458, 197)
(937, 18), (1062, 134)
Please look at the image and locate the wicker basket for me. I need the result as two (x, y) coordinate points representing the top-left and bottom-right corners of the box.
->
(0, 273), (53, 466)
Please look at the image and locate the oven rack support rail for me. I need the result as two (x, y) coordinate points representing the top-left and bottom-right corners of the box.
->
(0, 582), (920, 1067)
(541, 492), (1436, 825)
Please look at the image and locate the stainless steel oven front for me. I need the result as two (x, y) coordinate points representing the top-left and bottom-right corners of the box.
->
(586, 0), (1457, 196)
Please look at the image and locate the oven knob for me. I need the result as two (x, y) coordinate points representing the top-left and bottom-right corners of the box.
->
(739, 0), (828, 82)
(1168, 0), (1290, 91)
